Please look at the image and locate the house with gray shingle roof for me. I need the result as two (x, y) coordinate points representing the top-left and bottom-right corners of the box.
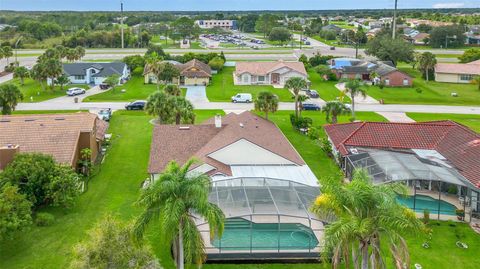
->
(49, 62), (130, 86)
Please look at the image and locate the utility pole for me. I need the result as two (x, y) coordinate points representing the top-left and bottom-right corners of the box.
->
(120, 1), (124, 49)
(392, 0), (398, 39)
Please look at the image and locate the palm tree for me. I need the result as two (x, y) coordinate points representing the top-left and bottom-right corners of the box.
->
(146, 91), (172, 124)
(134, 160), (225, 269)
(13, 66), (29, 85)
(169, 96), (195, 125)
(322, 101), (350, 124)
(297, 95), (309, 117)
(164, 84), (182, 96)
(2, 46), (13, 65)
(43, 58), (63, 90)
(30, 63), (49, 91)
(418, 52), (437, 82)
(284, 77), (307, 118)
(472, 75), (480, 91)
(55, 74), (70, 91)
(311, 169), (425, 269)
(66, 48), (77, 62)
(254, 91), (279, 120)
(343, 79), (366, 120)
(75, 46), (86, 61)
(0, 84), (24, 115)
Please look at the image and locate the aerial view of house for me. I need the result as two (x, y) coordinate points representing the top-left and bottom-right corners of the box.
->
(48, 62), (130, 85)
(0, 112), (108, 170)
(435, 60), (480, 84)
(144, 59), (212, 86)
(234, 60), (308, 87)
(329, 58), (413, 86)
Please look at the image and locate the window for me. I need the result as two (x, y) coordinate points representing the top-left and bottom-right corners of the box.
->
(242, 74), (249, 83)
(403, 78), (409, 86)
(460, 74), (474, 81)
(258, 76), (265, 82)
(384, 79), (390, 86)
(74, 75), (85, 80)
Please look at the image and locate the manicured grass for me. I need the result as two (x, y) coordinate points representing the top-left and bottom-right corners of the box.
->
(206, 67), (294, 102)
(407, 113), (480, 132)
(366, 66), (480, 106)
(2, 78), (89, 102)
(307, 69), (350, 102)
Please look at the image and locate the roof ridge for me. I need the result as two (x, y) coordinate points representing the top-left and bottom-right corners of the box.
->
(339, 121), (366, 146)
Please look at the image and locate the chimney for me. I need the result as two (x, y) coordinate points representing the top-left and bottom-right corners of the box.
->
(215, 114), (222, 128)
(0, 144), (20, 170)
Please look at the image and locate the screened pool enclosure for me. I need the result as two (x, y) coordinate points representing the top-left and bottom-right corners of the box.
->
(196, 177), (324, 260)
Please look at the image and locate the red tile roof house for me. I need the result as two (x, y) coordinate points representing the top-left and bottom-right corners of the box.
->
(434, 60), (480, 84)
(233, 60), (308, 88)
(0, 113), (108, 170)
(148, 111), (323, 259)
(324, 121), (480, 222)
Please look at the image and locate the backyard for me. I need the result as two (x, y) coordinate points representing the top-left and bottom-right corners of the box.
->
(2, 78), (88, 102)
(206, 67), (294, 102)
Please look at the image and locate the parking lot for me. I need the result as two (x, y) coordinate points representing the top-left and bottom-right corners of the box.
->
(200, 33), (268, 49)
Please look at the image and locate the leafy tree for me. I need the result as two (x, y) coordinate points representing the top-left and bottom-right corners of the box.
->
(255, 14), (279, 38)
(172, 17), (198, 40)
(416, 24), (433, 33)
(284, 77), (307, 118)
(103, 74), (120, 92)
(66, 48), (77, 62)
(134, 160), (224, 269)
(322, 101), (350, 124)
(459, 48), (480, 63)
(74, 46), (85, 61)
(472, 76), (480, 91)
(169, 96), (195, 125)
(315, 65), (336, 81)
(0, 84), (24, 115)
(145, 44), (166, 58)
(13, 66), (29, 85)
(208, 56), (225, 71)
(42, 58), (63, 90)
(146, 91), (172, 124)
(1, 46), (13, 65)
(429, 25), (465, 48)
(254, 91), (279, 120)
(164, 84), (181, 96)
(156, 62), (180, 88)
(238, 14), (259, 33)
(55, 74), (71, 91)
(343, 79), (366, 119)
(365, 35), (414, 65)
(0, 153), (81, 208)
(123, 55), (146, 71)
(298, 54), (309, 67)
(71, 214), (160, 269)
(0, 184), (32, 240)
(311, 170), (425, 269)
(268, 27), (291, 44)
(417, 52), (437, 81)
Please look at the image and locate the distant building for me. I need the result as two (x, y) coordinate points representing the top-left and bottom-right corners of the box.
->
(321, 24), (343, 34)
(48, 62), (130, 86)
(195, 20), (237, 30)
(435, 60), (480, 84)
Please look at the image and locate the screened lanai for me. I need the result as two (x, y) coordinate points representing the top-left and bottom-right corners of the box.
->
(196, 177), (324, 260)
(345, 148), (480, 222)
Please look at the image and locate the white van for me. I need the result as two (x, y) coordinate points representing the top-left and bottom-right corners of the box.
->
(231, 93), (252, 103)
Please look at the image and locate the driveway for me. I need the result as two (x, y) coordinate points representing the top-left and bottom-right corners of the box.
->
(42, 85), (102, 104)
(185, 85), (209, 103)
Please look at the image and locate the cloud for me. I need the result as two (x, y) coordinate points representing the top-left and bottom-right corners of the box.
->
(433, 2), (465, 8)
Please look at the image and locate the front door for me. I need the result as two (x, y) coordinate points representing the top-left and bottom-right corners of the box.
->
(271, 73), (280, 84)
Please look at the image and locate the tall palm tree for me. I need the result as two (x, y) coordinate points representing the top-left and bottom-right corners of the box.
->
(134, 160), (225, 269)
(322, 101), (350, 124)
(146, 90), (172, 124)
(0, 84), (24, 115)
(2, 46), (13, 65)
(343, 79), (366, 120)
(43, 58), (63, 90)
(254, 91), (279, 120)
(169, 96), (195, 125)
(75, 46), (86, 61)
(418, 52), (437, 82)
(13, 66), (29, 85)
(284, 77), (308, 118)
(296, 95), (309, 117)
(472, 75), (480, 91)
(311, 169), (425, 269)
(30, 63), (49, 91)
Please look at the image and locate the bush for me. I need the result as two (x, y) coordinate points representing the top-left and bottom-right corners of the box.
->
(35, 212), (55, 226)
(320, 138), (333, 157)
(307, 127), (321, 140)
(309, 54), (335, 67)
(208, 56), (225, 71)
(416, 88), (422, 93)
(290, 114), (312, 130)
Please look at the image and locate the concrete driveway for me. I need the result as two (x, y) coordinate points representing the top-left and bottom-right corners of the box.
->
(185, 85), (209, 103)
(43, 85), (102, 104)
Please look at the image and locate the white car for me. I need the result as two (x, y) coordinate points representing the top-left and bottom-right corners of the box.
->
(231, 93), (252, 103)
(66, 87), (86, 96)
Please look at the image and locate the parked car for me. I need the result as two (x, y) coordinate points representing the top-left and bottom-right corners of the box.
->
(302, 103), (321, 111)
(306, 90), (319, 98)
(305, 41), (311, 45)
(330, 46), (336, 50)
(99, 83), (110, 90)
(66, 87), (86, 96)
(98, 108), (112, 121)
(125, 100), (147, 110)
(231, 93), (252, 103)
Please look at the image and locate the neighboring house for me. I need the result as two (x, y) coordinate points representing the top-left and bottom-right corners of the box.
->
(321, 24), (343, 34)
(144, 59), (212, 86)
(234, 60), (308, 87)
(195, 20), (237, 30)
(405, 32), (430, 45)
(0, 113), (108, 170)
(329, 58), (413, 87)
(48, 62), (130, 86)
(435, 60), (480, 84)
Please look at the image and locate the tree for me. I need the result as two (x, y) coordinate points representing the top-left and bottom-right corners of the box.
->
(0, 184), (32, 240)
(311, 170), (425, 269)
(103, 74), (120, 91)
(172, 17), (197, 40)
(429, 25), (465, 48)
(123, 55), (146, 72)
(30, 63), (49, 91)
(238, 14), (259, 33)
(13, 66), (29, 86)
(156, 62), (180, 88)
(268, 27), (291, 44)
(70, 215), (160, 269)
(365, 35), (414, 65)
(134, 160), (224, 269)
(459, 48), (480, 63)
(169, 96), (195, 125)
(74, 46), (85, 61)
(146, 91), (172, 124)
(42, 58), (63, 90)
(145, 44), (166, 58)
(66, 48), (77, 62)
(208, 56), (225, 71)
(0, 84), (23, 115)
(1, 46), (13, 65)
(255, 14), (278, 38)
(322, 101), (350, 124)
(299, 54), (309, 67)
(472, 76), (480, 91)
(55, 74), (70, 91)
(284, 77), (307, 118)
(254, 91), (279, 120)
(417, 52), (437, 81)
(343, 79), (366, 119)
(164, 84), (181, 96)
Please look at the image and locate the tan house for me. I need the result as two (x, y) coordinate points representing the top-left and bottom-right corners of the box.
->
(233, 61), (308, 88)
(0, 113), (108, 170)
(144, 59), (212, 86)
(435, 60), (480, 84)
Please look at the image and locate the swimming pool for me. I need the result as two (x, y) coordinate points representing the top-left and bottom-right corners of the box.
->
(211, 218), (319, 251)
(396, 194), (458, 216)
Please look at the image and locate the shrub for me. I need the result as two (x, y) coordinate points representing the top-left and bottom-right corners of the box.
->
(290, 114), (312, 130)
(307, 127), (321, 140)
(416, 88), (423, 93)
(35, 212), (55, 226)
(320, 138), (333, 157)
(208, 56), (225, 71)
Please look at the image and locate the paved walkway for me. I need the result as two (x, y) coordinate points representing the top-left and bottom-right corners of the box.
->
(377, 112), (416, 123)
(184, 85), (209, 103)
(336, 83), (379, 104)
(0, 73), (13, 84)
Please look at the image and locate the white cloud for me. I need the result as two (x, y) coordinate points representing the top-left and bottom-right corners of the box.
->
(433, 2), (465, 8)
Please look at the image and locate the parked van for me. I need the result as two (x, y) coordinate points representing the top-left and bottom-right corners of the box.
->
(231, 93), (252, 103)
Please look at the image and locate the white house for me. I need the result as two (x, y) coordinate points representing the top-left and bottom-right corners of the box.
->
(234, 61), (308, 88)
(49, 62), (130, 85)
(195, 20), (237, 30)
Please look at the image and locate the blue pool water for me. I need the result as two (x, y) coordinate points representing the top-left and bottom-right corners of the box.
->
(396, 194), (458, 216)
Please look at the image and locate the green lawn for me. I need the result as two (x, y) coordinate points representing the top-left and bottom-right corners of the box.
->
(366, 66), (480, 106)
(206, 67), (294, 102)
(407, 113), (480, 132)
(307, 69), (350, 102)
(2, 78), (89, 103)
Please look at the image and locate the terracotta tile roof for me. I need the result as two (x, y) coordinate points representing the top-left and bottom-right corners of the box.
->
(177, 59), (212, 78)
(324, 121), (480, 188)
(235, 61), (307, 76)
(148, 111), (306, 175)
(0, 112), (107, 166)
(435, 63), (480, 75)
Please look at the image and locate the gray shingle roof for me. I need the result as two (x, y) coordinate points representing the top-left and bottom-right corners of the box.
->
(62, 62), (126, 77)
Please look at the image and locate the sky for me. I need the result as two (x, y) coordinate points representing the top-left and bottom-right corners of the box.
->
(0, 0), (479, 11)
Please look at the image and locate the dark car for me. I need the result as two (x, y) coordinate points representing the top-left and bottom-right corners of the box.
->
(125, 100), (147, 110)
(99, 83), (110, 90)
(306, 90), (319, 98)
(330, 46), (336, 50)
(302, 103), (321, 111)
